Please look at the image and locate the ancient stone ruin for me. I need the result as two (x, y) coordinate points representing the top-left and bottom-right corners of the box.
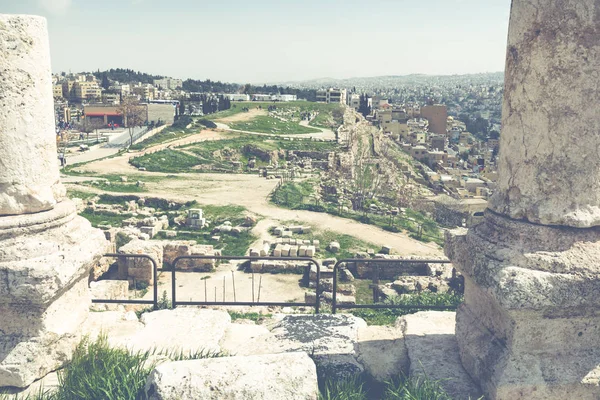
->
(446, 1), (600, 398)
(0, 15), (107, 388)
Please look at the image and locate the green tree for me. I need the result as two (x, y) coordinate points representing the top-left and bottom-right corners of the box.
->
(117, 97), (146, 146)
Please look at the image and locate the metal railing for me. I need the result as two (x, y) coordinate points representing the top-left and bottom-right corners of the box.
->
(331, 258), (454, 314)
(170, 255), (322, 313)
(91, 253), (159, 310)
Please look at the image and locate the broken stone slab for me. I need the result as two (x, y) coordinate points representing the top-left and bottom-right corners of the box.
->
(400, 311), (482, 400)
(357, 325), (408, 382)
(113, 309), (231, 355)
(144, 353), (318, 400)
(267, 314), (367, 380)
(89, 280), (128, 311)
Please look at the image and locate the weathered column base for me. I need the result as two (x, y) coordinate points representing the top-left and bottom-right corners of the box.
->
(0, 200), (107, 388)
(446, 211), (600, 400)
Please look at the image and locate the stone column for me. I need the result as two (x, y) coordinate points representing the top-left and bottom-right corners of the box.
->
(0, 15), (107, 389)
(0, 15), (65, 216)
(446, 1), (600, 399)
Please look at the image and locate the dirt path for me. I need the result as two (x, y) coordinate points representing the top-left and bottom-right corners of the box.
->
(66, 169), (442, 257)
(216, 108), (267, 123)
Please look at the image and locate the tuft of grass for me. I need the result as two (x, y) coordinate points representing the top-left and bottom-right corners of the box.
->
(319, 374), (369, 400)
(317, 371), (458, 400)
(228, 312), (272, 323)
(349, 293), (463, 326)
(55, 336), (151, 400)
(384, 375), (454, 400)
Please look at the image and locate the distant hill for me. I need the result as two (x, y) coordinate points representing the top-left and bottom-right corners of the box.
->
(272, 72), (505, 89)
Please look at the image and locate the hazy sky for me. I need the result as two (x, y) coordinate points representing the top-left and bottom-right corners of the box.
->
(1, 0), (512, 83)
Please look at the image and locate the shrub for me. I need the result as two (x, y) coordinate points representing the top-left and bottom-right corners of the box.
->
(197, 119), (217, 128)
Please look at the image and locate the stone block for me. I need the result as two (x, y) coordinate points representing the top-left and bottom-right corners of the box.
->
(313, 240), (320, 250)
(306, 246), (316, 258)
(328, 241), (340, 253)
(250, 262), (263, 273)
(281, 244), (291, 257)
(144, 353), (318, 400)
(273, 244), (282, 258)
(289, 246), (298, 257)
(298, 245), (307, 257)
(381, 245), (393, 255)
(90, 280), (128, 311)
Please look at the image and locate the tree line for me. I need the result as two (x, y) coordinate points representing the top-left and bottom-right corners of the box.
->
(91, 68), (163, 85)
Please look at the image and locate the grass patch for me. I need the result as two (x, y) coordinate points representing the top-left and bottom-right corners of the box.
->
(228, 312), (272, 323)
(130, 148), (201, 173)
(349, 292), (463, 326)
(270, 182), (444, 246)
(79, 209), (134, 228)
(65, 189), (96, 201)
(318, 371), (456, 400)
(271, 180), (317, 209)
(129, 136), (339, 174)
(129, 124), (198, 151)
(1, 335), (223, 400)
(230, 116), (321, 135)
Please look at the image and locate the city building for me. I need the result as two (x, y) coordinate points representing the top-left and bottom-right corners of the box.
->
(146, 103), (175, 125)
(421, 104), (448, 135)
(316, 88), (347, 104)
(73, 80), (101, 102)
(53, 84), (63, 98)
(132, 84), (157, 101)
(225, 94), (251, 101)
(153, 77), (183, 90)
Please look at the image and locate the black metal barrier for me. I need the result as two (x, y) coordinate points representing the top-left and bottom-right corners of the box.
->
(91, 253), (159, 310)
(171, 255), (322, 313)
(332, 258), (453, 314)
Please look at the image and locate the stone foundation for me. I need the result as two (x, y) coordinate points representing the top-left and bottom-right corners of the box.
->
(446, 211), (600, 399)
(0, 201), (107, 388)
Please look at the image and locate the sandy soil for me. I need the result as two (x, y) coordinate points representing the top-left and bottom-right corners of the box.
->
(148, 265), (307, 304)
(216, 108), (267, 123)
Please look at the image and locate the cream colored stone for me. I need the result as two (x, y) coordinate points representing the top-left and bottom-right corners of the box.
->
(489, 0), (600, 227)
(144, 353), (318, 400)
(0, 15), (65, 215)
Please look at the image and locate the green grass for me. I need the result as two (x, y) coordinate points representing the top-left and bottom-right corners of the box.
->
(79, 209), (134, 228)
(129, 136), (339, 174)
(270, 183), (444, 246)
(129, 125), (198, 151)
(66, 189), (96, 201)
(130, 148), (201, 173)
(228, 311), (272, 323)
(0, 335), (224, 400)
(271, 180), (317, 209)
(349, 293), (463, 326)
(318, 371), (457, 400)
(205, 101), (344, 123)
(230, 115), (321, 135)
